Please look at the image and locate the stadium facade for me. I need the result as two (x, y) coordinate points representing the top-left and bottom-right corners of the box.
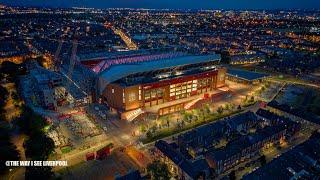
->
(82, 52), (226, 120)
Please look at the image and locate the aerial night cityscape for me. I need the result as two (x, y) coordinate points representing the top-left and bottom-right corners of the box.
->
(0, 0), (320, 180)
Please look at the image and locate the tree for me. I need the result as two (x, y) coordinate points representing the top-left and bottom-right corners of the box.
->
(0, 85), (8, 107)
(181, 120), (185, 128)
(147, 160), (171, 180)
(0, 85), (8, 100)
(204, 104), (211, 115)
(0, 122), (20, 175)
(140, 125), (146, 133)
(25, 166), (54, 180)
(0, 61), (26, 81)
(24, 132), (55, 160)
(11, 92), (20, 103)
(146, 131), (153, 138)
(230, 103), (236, 110)
(225, 104), (230, 111)
(228, 170), (236, 180)
(217, 106), (224, 115)
(17, 106), (48, 135)
(259, 155), (267, 166)
(182, 111), (189, 121)
(250, 96), (255, 103)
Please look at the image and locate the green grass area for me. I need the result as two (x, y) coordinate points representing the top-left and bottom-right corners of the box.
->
(141, 110), (243, 144)
(61, 146), (72, 154)
(292, 88), (320, 116)
(275, 84), (320, 117)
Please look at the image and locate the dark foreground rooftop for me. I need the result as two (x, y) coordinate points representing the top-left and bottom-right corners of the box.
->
(243, 131), (320, 180)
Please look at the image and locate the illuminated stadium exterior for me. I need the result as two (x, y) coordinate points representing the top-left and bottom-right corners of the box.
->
(82, 52), (227, 120)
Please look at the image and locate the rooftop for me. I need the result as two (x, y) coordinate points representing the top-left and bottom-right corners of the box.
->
(268, 100), (320, 125)
(227, 68), (269, 81)
(243, 131), (320, 179)
(155, 140), (210, 179)
(98, 54), (221, 93)
(206, 115), (296, 163)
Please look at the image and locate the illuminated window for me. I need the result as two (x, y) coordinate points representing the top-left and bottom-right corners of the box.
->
(151, 90), (156, 98)
(111, 88), (114, 94)
(220, 74), (225, 81)
(123, 91), (125, 103)
(128, 92), (136, 102)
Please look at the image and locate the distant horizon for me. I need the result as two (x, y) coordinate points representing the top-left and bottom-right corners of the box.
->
(1, 0), (320, 10)
(2, 4), (320, 12)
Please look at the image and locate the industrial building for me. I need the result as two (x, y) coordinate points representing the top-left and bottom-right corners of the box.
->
(29, 65), (63, 110)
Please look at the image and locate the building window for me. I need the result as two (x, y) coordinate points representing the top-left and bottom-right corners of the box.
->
(151, 90), (157, 98)
(220, 74), (225, 81)
(111, 88), (114, 94)
(123, 90), (125, 103)
(128, 92), (136, 102)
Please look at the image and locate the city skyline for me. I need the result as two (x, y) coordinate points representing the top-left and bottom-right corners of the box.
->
(2, 0), (320, 10)
(0, 3), (319, 180)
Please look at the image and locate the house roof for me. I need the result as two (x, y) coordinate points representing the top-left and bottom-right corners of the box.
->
(155, 140), (210, 179)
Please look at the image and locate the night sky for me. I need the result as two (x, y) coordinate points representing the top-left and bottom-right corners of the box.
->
(1, 0), (320, 10)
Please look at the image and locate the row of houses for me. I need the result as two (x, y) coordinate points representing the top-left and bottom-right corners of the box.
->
(267, 100), (320, 126)
(154, 110), (301, 179)
(155, 140), (211, 180)
(177, 111), (259, 158)
(243, 131), (320, 179)
(206, 112), (300, 174)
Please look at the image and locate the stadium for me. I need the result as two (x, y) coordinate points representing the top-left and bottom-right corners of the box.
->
(69, 50), (227, 120)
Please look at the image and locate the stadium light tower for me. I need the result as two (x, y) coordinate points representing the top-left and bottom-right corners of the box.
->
(53, 39), (63, 71)
(65, 35), (78, 96)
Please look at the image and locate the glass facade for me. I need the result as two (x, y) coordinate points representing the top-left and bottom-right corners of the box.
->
(143, 76), (216, 109)
(144, 88), (165, 107)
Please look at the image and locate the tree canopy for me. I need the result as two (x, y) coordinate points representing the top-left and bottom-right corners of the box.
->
(147, 160), (171, 180)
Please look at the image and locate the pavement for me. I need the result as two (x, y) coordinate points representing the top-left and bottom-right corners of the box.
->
(59, 149), (140, 180)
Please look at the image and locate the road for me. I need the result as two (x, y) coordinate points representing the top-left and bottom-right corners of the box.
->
(270, 77), (320, 89)
(107, 23), (138, 50)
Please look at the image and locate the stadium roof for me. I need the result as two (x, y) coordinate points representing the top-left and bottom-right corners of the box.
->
(97, 54), (221, 94)
(227, 68), (269, 81)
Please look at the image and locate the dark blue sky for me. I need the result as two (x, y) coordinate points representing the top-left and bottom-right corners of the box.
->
(1, 0), (320, 10)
